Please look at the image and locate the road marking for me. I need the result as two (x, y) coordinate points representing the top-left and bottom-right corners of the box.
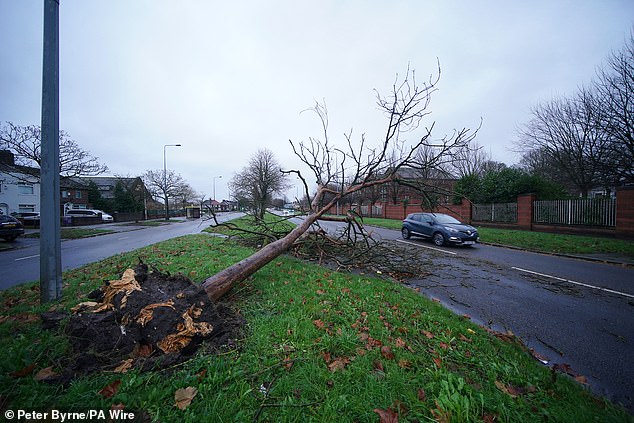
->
(15, 254), (39, 261)
(396, 239), (457, 255)
(512, 266), (634, 299)
(117, 236), (129, 240)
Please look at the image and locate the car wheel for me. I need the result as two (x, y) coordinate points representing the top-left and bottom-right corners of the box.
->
(401, 227), (411, 239)
(432, 232), (445, 246)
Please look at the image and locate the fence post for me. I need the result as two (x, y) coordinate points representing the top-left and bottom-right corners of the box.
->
(461, 198), (472, 224)
(616, 187), (634, 237)
(517, 193), (535, 231)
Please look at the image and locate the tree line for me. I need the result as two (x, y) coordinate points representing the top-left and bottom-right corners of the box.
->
(517, 34), (633, 197)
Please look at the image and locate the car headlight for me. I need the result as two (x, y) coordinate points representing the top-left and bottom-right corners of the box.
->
(444, 226), (459, 233)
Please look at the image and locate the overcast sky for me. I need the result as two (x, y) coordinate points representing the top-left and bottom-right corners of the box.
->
(1, 1), (632, 202)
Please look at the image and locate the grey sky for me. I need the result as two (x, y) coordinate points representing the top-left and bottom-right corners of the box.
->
(1, 1), (632, 201)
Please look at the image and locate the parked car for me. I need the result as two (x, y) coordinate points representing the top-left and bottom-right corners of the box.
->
(65, 209), (114, 222)
(401, 212), (479, 246)
(11, 212), (40, 226)
(0, 214), (25, 241)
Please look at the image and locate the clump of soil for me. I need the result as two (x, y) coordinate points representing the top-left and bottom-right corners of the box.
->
(42, 261), (244, 380)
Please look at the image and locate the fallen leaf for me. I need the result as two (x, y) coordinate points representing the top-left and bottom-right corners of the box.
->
(373, 408), (398, 423)
(421, 330), (434, 339)
(397, 359), (412, 369)
(313, 319), (325, 330)
(174, 386), (198, 410)
(196, 369), (207, 382)
(380, 346), (395, 360)
(417, 388), (426, 401)
(99, 380), (121, 399)
(34, 366), (57, 381)
(459, 334), (472, 343)
(373, 360), (385, 373)
(395, 338), (407, 348)
(494, 380), (521, 398)
(327, 356), (350, 372)
(432, 357), (442, 368)
(10, 364), (36, 378)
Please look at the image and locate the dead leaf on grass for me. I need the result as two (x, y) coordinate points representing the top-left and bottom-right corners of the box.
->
(99, 380), (121, 399)
(380, 346), (395, 360)
(10, 363), (35, 378)
(327, 356), (350, 372)
(494, 380), (521, 398)
(174, 386), (198, 410)
(34, 366), (58, 381)
(373, 407), (398, 423)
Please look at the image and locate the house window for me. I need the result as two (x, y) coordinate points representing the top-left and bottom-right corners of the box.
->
(62, 191), (70, 198)
(18, 183), (34, 195)
(19, 204), (36, 213)
(75, 191), (82, 199)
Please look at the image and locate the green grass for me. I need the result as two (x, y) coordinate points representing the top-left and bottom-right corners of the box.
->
(1, 234), (630, 421)
(24, 228), (115, 239)
(360, 217), (634, 258)
(477, 227), (634, 258)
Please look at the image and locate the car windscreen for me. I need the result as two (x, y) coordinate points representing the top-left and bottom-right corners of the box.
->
(433, 214), (461, 224)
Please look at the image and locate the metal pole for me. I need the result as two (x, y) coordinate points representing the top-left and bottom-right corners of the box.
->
(213, 175), (222, 202)
(40, 0), (61, 303)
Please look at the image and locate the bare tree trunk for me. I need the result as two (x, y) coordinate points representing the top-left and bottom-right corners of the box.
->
(201, 210), (320, 301)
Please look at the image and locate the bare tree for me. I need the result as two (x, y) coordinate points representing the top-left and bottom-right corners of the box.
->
(450, 138), (491, 177)
(202, 66), (478, 301)
(228, 149), (290, 221)
(594, 33), (634, 184)
(517, 88), (611, 197)
(0, 122), (108, 180)
(143, 169), (185, 219)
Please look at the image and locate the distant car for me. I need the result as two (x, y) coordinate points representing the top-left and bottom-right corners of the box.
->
(12, 212), (40, 225)
(65, 209), (114, 223)
(401, 212), (479, 246)
(0, 214), (25, 241)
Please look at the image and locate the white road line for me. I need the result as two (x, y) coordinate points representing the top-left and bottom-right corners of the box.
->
(512, 266), (634, 299)
(15, 254), (39, 261)
(396, 239), (458, 255)
(117, 236), (129, 240)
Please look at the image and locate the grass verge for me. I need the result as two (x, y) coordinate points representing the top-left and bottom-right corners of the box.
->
(24, 228), (115, 240)
(0, 235), (631, 422)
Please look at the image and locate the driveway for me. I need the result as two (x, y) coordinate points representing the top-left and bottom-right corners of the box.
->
(315, 219), (634, 412)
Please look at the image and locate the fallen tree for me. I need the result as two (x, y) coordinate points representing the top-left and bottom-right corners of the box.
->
(202, 66), (478, 301)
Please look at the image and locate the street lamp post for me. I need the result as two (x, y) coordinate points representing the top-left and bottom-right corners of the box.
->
(163, 144), (181, 220)
(213, 175), (222, 211)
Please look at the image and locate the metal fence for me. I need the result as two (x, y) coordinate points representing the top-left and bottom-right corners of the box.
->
(533, 198), (616, 227)
(472, 203), (518, 223)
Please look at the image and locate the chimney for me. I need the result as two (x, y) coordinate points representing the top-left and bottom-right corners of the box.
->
(0, 150), (15, 165)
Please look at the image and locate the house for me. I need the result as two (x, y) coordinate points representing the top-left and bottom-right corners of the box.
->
(0, 150), (40, 216)
(0, 149), (152, 217)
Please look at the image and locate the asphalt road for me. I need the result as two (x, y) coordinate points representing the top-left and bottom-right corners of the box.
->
(0, 213), (242, 290)
(315, 219), (634, 412)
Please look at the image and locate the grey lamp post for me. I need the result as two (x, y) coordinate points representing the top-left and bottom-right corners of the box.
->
(213, 175), (222, 211)
(163, 144), (181, 220)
